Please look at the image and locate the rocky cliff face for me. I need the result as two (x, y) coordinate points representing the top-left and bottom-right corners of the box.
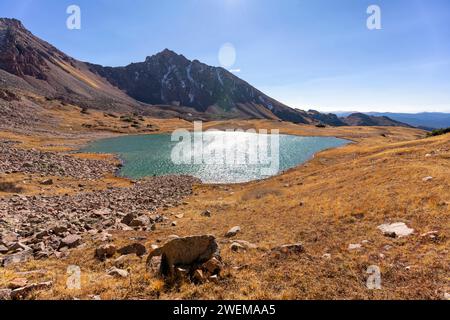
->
(0, 19), (50, 80)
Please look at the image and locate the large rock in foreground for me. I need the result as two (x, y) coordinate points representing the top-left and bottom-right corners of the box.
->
(146, 235), (219, 277)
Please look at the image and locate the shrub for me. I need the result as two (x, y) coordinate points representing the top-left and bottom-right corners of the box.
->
(0, 182), (23, 193)
(427, 127), (450, 137)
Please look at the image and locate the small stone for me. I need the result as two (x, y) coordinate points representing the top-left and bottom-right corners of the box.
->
(8, 278), (28, 290)
(422, 176), (433, 182)
(117, 243), (147, 257)
(269, 243), (304, 258)
(232, 240), (258, 250)
(51, 226), (68, 236)
(92, 208), (111, 217)
(0, 244), (9, 254)
(107, 267), (129, 278)
(348, 243), (362, 251)
(420, 230), (439, 241)
(10, 281), (53, 300)
(8, 242), (31, 253)
(60, 234), (81, 249)
(175, 214), (184, 219)
(225, 226), (241, 238)
(209, 275), (219, 283)
(129, 216), (149, 227)
(202, 257), (223, 275)
(95, 244), (117, 260)
(230, 242), (246, 252)
(121, 213), (136, 225)
(201, 210), (212, 217)
(175, 267), (189, 279)
(0, 289), (12, 300)
(167, 235), (180, 241)
(322, 253), (332, 259)
(193, 269), (204, 283)
(1, 250), (33, 267)
(39, 179), (53, 185)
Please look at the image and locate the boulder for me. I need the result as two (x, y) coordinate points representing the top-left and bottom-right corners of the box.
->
(1, 249), (33, 267)
(201, 210), (212, 217)
(118, 243), (147, 257)
(129, 216), (149, 227)
(121, 213), (136, 225)
(225, 226), (241, 238)
(146, 235), (219, 277)
(377, 222), (414, 238)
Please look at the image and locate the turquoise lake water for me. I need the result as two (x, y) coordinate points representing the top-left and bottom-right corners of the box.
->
(81, 132), (349, 183)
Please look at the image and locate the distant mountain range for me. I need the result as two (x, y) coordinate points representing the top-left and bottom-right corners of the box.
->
(339, 113), (412, 127)
(0, 18), (417, 129)
(334, 112), (450, 130)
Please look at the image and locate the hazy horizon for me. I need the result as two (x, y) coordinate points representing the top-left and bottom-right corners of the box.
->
(1, 0), (450, 113)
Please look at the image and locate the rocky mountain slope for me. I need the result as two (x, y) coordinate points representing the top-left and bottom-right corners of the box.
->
(86, 49), (313, 123)
(0, 18), (145, 114)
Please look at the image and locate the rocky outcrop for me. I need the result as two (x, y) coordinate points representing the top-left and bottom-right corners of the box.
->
(0, 174), (200, 264)
(0, 141), (118, 178)
(146, 235), (220, 277)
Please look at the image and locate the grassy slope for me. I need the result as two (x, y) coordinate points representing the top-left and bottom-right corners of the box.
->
(0, 112), (449, 300)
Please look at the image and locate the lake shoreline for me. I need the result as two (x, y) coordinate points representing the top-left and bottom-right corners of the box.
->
(80, 132), (350, 184)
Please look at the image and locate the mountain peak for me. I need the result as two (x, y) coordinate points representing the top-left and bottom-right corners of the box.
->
(159, 48), (178, 56)
(145, 49), (184, 62)
(0, 18), (25, 30)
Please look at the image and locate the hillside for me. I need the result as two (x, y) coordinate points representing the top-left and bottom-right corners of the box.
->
(1, 118), (448, 300)
(87, 49), (314, 123)
(342, 113), (412, 127)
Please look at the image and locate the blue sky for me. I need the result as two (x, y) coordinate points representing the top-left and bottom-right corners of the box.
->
(2, 0), (450, 112)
